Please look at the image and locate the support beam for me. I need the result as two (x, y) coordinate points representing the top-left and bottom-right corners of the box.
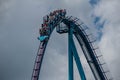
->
(71, 38), (86, 80)
(68, 25), (74, 80)
(68, 24), (86, 80)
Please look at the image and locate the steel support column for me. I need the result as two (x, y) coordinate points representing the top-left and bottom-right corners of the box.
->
(68, 24), (86, 80)
(71, 36), (86, 80)
(68, 25), (74, 80)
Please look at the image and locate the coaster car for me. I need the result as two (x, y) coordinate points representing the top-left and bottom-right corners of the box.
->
(38, 35), (48, 42)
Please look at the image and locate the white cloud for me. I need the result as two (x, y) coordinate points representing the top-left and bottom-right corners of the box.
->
(0, 0), (15, 19)
(93, 0), (120, 79)
(1, 0), (115, 80)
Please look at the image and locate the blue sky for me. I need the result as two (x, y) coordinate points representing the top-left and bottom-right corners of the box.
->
(89, 0), (104, 40)
(89, 0), (100, 5)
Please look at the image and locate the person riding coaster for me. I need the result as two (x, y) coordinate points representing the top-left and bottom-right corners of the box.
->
(38, 26), (49, 42)
(38, 9), (66, 42)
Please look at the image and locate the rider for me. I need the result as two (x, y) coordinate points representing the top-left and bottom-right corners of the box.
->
(38, 24), (49, 42)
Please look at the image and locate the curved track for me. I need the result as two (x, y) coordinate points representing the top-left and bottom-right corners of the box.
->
(31, 11), (112, 80)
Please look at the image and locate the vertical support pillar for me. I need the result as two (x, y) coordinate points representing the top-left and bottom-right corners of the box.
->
(68, 25), (74, 80)
(68, 23), (86, 80)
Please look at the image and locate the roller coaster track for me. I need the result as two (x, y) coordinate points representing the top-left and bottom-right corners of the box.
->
(31, 10), (113, 80)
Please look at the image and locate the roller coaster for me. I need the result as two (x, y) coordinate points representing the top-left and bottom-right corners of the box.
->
(31, 9), (113, 80)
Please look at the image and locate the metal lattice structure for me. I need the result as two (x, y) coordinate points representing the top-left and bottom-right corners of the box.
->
(31, 9), (113, 80)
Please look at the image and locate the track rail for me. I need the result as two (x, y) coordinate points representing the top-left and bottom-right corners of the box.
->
(31, 15), (64, 80)
(31, 13), (112, 80)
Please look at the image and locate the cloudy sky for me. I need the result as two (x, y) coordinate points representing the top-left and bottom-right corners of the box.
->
(0, 0), (120, 80)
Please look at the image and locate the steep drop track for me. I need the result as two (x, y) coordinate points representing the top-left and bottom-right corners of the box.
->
(31, 13), (112, 80)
